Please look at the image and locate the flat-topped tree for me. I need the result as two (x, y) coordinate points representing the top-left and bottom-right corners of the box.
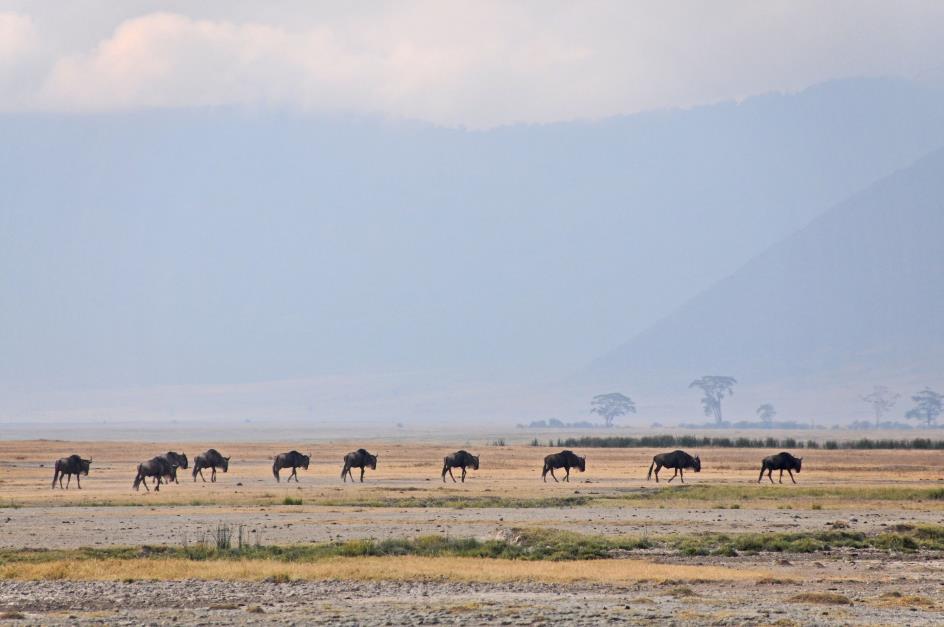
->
(689, 376), (737, 425)
(590, 393), (636, 428)
(905, 388), (943, 428)
(861, 385), (900, 428)
(756, 403), (776, 428)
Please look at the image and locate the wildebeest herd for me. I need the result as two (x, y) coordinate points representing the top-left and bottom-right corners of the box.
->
(50, 448), (804, 490)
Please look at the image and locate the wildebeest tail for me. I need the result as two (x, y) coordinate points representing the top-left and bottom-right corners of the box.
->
(647, 460), (655, 480)
(340, 463), (348, 479)
(52, 461), (60, 489)
(132, 465), (143, 490)
(273, 461), (280, 482)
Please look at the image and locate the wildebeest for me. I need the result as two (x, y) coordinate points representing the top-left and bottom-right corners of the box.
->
(542, 450), (586, 483)
(441, 450), (479, 483)
(51, 455), (91, 489)
(647, 450), (701, 483)
(341, 448), (377, 482)
(132, 456), (178, 492)
(759, 451), (802, 484)
(192, 449), (230, 483)
(273, 450), (310, 483)
(157, 452), (188, 484)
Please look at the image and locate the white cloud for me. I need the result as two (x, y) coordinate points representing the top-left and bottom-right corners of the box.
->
(0, 12), (36, 64)
(1, 1), (943, 126)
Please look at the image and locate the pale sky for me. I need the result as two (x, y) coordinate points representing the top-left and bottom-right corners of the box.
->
(1, 1), (943, 127)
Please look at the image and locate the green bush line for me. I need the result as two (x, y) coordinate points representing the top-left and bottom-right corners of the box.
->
(2, 525), (942, 565)
(558, 435), (944, 450)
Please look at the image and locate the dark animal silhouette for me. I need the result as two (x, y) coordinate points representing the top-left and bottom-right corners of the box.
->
(157, 452), (188, 484)
(273, 450), (310, 483)
(442, 450), (479, 483)
(542, 450), (586, 482)
(759, 451), (802, 484)
(341, 448), (377, 482)
(133, 456), (178, 492)
(52, 455), (91, 489)
(192, 449), (230, 483)
(648, 450), (701, 483)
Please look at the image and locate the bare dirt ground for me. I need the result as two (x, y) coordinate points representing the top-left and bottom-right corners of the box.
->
(1, 440), (943, 624)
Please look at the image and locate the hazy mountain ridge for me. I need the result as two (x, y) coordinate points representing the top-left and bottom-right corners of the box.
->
(4, 77), (944, 423)
(588, 147), (944, 401)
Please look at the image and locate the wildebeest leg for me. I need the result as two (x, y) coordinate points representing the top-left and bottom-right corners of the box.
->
(359, 466), (365, 482)
(76, 475), (82, 489)
(66, 474), (71, 489)
(767, 469), (775, 484)
(211, 467), (217, 483)
(448, 467), (457, 483)
(155, 476), (161, 492)
(142, 477), (150, 492)
(291, 467), (299, 482)
(758, 465), (765, 483)
(564, 467), (570, 482)
(461, 467), (467, 483)
(778, 469), (783, 484)
(787, 469), (796, 484)
(549, 468), (558, 483)
(667, 468), (679, 483)
(654, 464), (661, 483)
(198, 468), (207, 482)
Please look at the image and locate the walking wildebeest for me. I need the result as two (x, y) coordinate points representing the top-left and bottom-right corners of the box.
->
(157, 452), (188, 484)
(273, 450), (310, 483)
(341, 448), (377, 482)
(542, 450), (586, 483)
(192, 449), (230, 483)
(758, 451), (802, 484)
(52, 455), (91, 489)
(647, 450), (701, 483)
(442, 450), (479, 483)
(132, 456), (178, 492)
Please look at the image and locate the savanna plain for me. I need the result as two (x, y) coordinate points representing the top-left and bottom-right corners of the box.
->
(1, 437), (943, 625)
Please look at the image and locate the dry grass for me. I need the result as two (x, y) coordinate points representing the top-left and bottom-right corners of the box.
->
(2, 439), (943, 511)
(0, 556), (773, 584)
(788, 592), (852, 605)
(871, 591), (937, 609)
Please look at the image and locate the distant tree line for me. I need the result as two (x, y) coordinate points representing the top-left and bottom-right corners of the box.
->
(553, 434), (944, 450)
(519, 378), (943, 431)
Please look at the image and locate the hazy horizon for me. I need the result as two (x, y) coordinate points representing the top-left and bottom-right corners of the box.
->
(2, 3), (944, 428)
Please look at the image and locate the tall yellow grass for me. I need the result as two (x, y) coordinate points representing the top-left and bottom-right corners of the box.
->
(0, 556), (776, 584)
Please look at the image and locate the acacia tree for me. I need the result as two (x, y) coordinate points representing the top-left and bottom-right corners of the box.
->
(756, 403), (776, 428)
(689, 376), (737, 425)
(905, 388), (943, 428)
(590, 393), (636, 428)
(860, 385), (900, 428)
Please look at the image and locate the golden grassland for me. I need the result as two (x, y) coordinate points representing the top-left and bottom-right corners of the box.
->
(0, 555), (774, 584)
(1, 440), (942, 510)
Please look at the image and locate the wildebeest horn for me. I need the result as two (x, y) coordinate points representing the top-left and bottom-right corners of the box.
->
(225, 456), (231, 461)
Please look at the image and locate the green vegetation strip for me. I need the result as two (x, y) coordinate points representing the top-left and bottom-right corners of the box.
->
(319, 495), (592, 509)
(2, 524), (942, 565)
(555, 435), (944, 450)
(606, 484), (944, 503)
